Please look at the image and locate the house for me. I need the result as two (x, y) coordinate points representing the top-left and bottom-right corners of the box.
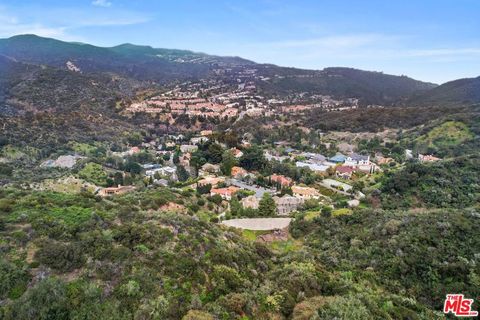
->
(309, 154), (327, 164)
(231, 166), (248, 179)
(210, 186), (240, 200)
(269, 174), (293, 188)
(180, 145), (198, 153)
(190, 136), (209, 145)
(197, 176), (225, 188)
(344, 153), (370, 167)
(179, 153), (191, 167)
(335, 166), (356, 179)
(329, 154), (347, 163)
(241, 195), (260, 209)
(142, 163), (161, 170)
(200, 130), (213, 136)
(296, 161), (331, 173)
(199, 163), (221, 177)
(274, 195), (304, 215)
(265, 152), (289, 162)
(418, 154), (441, 162)
(291, 186), (320, 199)
(230, 148), (243, 159)
(99, 185), (135, 197)
(128, 147), (141, 155)
(347, 199), (360, 207)
(241, 140), (251, 148)
(146, 166), (177, 180)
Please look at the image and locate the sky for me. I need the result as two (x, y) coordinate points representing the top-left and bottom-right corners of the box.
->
(1, 0), (479, 84)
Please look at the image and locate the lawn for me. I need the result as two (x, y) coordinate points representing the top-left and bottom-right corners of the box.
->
(332, 208), (353, 216)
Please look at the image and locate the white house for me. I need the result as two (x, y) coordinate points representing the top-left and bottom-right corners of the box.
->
(344, 153), (370, 167)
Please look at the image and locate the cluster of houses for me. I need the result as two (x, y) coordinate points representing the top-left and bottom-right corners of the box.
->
(266, 148), (380, 180)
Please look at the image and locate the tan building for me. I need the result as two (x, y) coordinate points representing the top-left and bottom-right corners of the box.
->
(419, 154), (441, 162)
(241, 195), (260, 209)
(197, 176), (225, 188)
(98, 185), (135, 197)
(200, 130), (213, 136)
(210, 186), (240, 201)
(231, 166), (248, 179)
(291, 186), (320, 199)
(274, 195), (304, 215)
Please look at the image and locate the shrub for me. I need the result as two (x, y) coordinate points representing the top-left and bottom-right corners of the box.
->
(35, 240), (85, 272)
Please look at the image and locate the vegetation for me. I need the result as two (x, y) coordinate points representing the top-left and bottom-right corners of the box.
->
(2, 186), (475, 319)
(380, 155), (479, 209)
(1, 34), (479, 320)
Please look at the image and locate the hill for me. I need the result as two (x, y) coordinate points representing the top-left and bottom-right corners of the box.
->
(405, 76), (480, 107)
(256, 67), (436, 105)
(1, 187), (477, 319)
(0, 35), (437, 105)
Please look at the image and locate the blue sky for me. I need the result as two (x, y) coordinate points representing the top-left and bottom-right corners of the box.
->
(1, 0), (479, 84)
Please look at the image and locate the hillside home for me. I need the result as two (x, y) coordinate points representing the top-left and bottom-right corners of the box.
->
(200, 130), (213, 136)
(180, 144), (198, 153)
(199, 163), (221, 177)
(296, 161), (331, 173)
(99, 185), (135, 197)
(197, 176), (225, 188)
(269, 174), (293, 188)
(241, 195), (260, 209)
(274, 195), (304, 215)
(418, 154), (441, 162)
(335, 166), (356, 179)
(344, 153), (370, 166)
(230, 148), (243, 158)
(210, 186), (240, 200)
(190, 136), (209, 145)
(329, 154), (347, 163)
(291, 186), (320, 199)
(231, 166), (248, 179)
(145, 166), (177, 180)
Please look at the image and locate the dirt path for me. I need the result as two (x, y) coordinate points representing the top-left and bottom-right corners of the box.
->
(222, 218), (292, 230)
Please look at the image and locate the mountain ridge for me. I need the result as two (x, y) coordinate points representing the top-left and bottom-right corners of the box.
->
(0, 34), (437, 106)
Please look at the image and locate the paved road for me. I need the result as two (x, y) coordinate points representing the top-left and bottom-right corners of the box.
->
(222, 218), (292, 230)
(227, 179), (276, 198)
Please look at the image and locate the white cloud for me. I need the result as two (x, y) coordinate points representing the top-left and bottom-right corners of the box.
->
(0, 6), (149, 41)
(0, 12), (69, 39)
(92, 0), (112, 8)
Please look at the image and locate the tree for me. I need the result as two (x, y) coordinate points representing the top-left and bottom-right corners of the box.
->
(173, 151), (180, 164)
(78, 163), (108, 186)
(196, 183), (212, 195)
(7, 277), (69, 320)
(176, 165), (189, 182)
(113, 172), (124, 186)
(230, 197), (242, 216)
(321, 206), (332, 217)
(220, 150), (236, 176)
(239, 146), (266, 171)
(258, 193), (276, 217)
(206, 143), (224, 164)
(124, 161), (142, 174)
